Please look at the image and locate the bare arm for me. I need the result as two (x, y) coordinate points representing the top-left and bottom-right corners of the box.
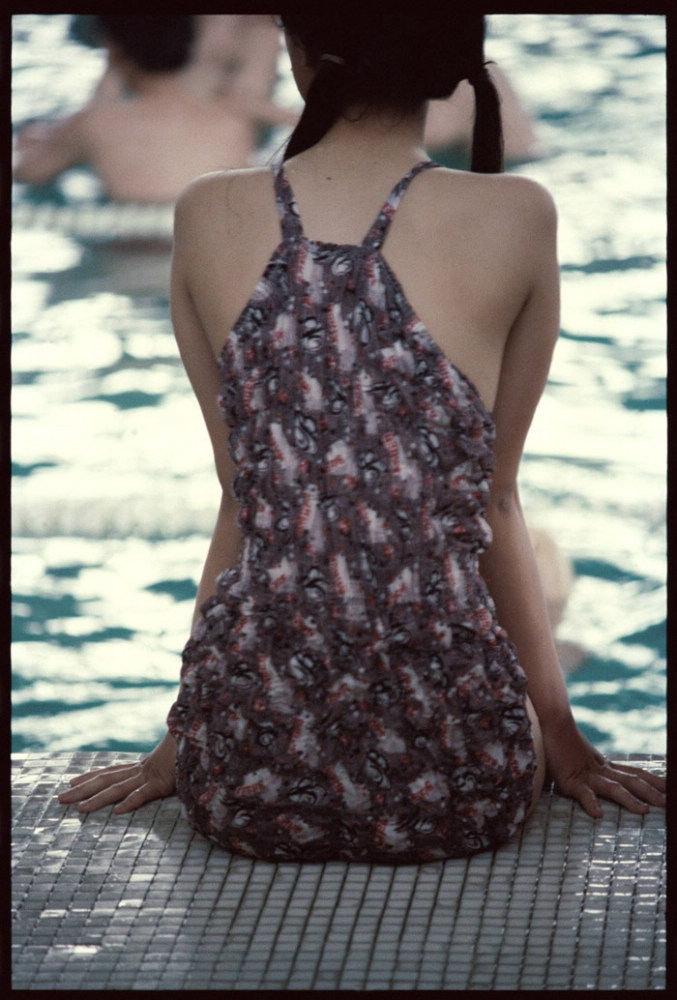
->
(480, 182), (665, 815)
(58, 179), (242, 813)
(13, 113), (87, 186)
(169, 187), (244, 626)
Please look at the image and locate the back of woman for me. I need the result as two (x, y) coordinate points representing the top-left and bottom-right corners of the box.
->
(59, 12), (665, 861)
(166, 14), (549, 862)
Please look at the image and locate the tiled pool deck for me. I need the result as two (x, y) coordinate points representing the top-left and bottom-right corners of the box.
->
(12, 751), (666, 991)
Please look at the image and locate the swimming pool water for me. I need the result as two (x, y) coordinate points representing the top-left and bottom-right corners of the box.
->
(11, 14), (666, 754)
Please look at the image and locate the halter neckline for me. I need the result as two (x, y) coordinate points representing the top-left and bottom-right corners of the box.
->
(274, 160), (439, 251)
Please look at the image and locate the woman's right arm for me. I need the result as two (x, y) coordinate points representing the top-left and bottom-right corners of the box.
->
(58, 177), (242, 813)
(170, 180), (244, 624)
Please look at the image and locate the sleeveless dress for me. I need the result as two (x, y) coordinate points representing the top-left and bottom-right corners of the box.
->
(167, 160), (536, 864)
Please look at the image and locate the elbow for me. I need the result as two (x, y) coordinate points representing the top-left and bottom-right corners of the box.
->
(13, 154), (58, 187)
(13, 123), (77, 186)
(486, 481), (523, 526)
(489, 481), (519, 515)
(12, 155), (35, 185)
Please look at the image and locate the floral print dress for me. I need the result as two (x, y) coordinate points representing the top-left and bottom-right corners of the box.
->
(167, 160), (536, 863)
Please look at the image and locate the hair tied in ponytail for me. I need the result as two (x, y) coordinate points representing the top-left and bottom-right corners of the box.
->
(280, 14), (503, 172)
(467, 63), (492, 89)
(468, 61), (503, 174)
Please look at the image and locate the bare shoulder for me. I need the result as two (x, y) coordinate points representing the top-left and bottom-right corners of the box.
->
(416, 169), (557, 283)
(488, 172), (557, 234)
(172, 166), (282, 338)
(427, 168), (556, 236)
(175, 166), (275, 231)
(481, 171), (556, 210)
(173, 167), (279, 280)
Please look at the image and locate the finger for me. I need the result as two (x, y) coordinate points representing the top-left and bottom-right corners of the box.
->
(58, 776), (119, 803)
(60, 769), (143, 811)
(606, 762), (667, 793)
(65, 763), (142, 789)
(58, 765), (141, 803)
(112, 781), (162, 815)
(575, 784), (604, 819)
(602, 768), (666, 808)
(74, 773), (146, 813)
(590, 774), (652, 814)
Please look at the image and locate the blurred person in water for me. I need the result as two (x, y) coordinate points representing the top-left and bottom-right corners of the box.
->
(188, 14), (285, 104)
(13, 15), (296, 204)
(426, 63), (540, 167)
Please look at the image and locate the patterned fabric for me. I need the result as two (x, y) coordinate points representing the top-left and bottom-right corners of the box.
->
(167, 161), (536, 863)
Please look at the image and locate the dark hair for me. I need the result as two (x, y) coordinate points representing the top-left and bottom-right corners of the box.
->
(94, 16), (196, 74)
(280, 12), (503, 173)
(68, 15), (100, 49)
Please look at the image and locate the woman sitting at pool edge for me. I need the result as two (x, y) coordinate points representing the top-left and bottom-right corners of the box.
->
(58, 12), (665, 863)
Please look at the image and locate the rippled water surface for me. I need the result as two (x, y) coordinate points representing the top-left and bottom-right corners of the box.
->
(11, 14), (666, 753)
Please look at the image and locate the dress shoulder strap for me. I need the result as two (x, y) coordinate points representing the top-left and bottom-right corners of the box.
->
(273, 159), (440, 247)
(362, 159), (440, 251)
(273, 163), (304, 242)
